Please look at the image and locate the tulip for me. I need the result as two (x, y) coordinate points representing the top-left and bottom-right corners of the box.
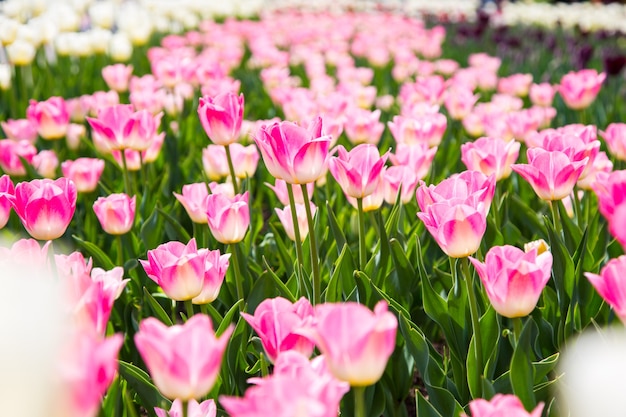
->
(343, 108), (385, 145)
(191, 249), (230, 305)
(26, 97), (70, 140)
(61, 158), (106, 193)
(275, 203), (316, 242)
(155, 399), (217, 417)
(389, 143), (438, 181)
(71, 279), (118, 336)
(383, 165), (419, 204)
(255, 117), (331, 184)
(90, 266), (129, 300)
(220, 351), (349, 417)
(265, 179), (314, 206)
(134, 315), (233, 401)
(202, 143), (259, 180)
(1, 118), (38, 143)
(461, 136), (520, 181)
(139, 238), (208, 301)
(585, 256), (626, 324)
(0, 139), (37, 176)
(198, 92), (244, 146)
(444, 86), (479, 120)
(600, 123), (626, 161)
(328, 144), (388, 199)
(592, 170), (626, 247)
(470, 244), (552, 318)
(298, 300), (397, 387)
(206, 192), (250, 244)
(0, 175), (14, 229)
(388, 113), (447, 147)
(416, 171), (495, 258)
(59, 332), (123, 417)
(241, 297), (315, 363)
(93, 193), (136, 235)
(558, 69), (606, 110)
(10, 177), (77, 241)
(86, 104), (161, 151)
(529, 83), (557, 107)
(101, 63), (133, 92)
(511, 148), (587, 201)
(462, 394), (544, 417)
(174, 183), (209, 224)
(540, 127), (600, 180)
(32, 150), (59, 179)
(497, 73), (533, 97)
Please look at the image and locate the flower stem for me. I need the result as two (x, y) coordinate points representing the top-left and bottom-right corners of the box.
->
(549, 200), (562, 238)
(182, 400), (189, 417)
(116, 234), (124, 267)
(357, 197), (367, 271)
(300, 183), (320, 305)
(230, 243), (245, 312)
(353, 386), (366, 417)
(184, 299), (194, 321)
(461, 256), (483, 398)
(224, 144), (239, 195)
(120, 151), (133, 196)
(286, 183), (306, 297)
(513, 316), (523, 347)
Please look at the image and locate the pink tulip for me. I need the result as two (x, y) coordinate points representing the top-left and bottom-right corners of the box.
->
(241, 297), (315, 363)
(206, 191), (250, 244)
(220, 351), (349, 417)
(208, 181), (235, 198)
(59, 332), (123, 417)
(26, 96), (70, 140)
(90, 266), (129, 300)
(192, 249), (230, 305)
(174, 183), (209, 224)
(89, 91), (120, 117)
(328, 144), (388, 199)
(540, 127), (600, 180)
(202, 145), (230, 180)
(255, 117), (331, 184)
(389, 143), (437, 181)
(416, 170), (495, 258)
(0, 175), (14, 228)
(591, 170), (626, 247)
(343, 108), (385, 145)
(134, 315), (233, 401)
(585, 255), (626, 324)
(345, 176), (385, 212)
(93, 193), (136, 235)
(600, 123), (626, 161)
(198, 92), (244, 146)
(461, 136), (520, 181)
(511, 148), (587, 201)
(497, 73), (533, 97)
(298, 300), (397, 386)
(139, 238), (208, 301)
(462, 394), (544, 417)
(469, 53), (502, 72)
(0, 238), (51, 272)
(101, 63), (133, 92)
(577, 151), (613, 191)
(0, 139), (37, 176)
(265, 179), (314, 206)
(72, 278), (118, 336)
(1, 118), (38, 143)
(86, 104), (161, 151)
(469, 244), (552, 318)
(10, 177), (77, 240)
(32, 150), (59, 179)
(444, 86), (479, 121)
(558, 69), (606, 110)
(202, 143), (259, 180)
(529, 83), (556, 107)
(383, 165), (419, 204)
(61, 158), (105, 193)
(275, 203), (317, 242)
(388, 113), (447, 147)
(155, 399), (217, 417)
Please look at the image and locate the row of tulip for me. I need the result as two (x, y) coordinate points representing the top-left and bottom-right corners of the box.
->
(1, 6), (626, 417)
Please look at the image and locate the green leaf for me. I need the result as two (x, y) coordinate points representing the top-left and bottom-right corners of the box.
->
(140, 207), (165, 251)
(72, 235), (116, 270)
(142, 288), (173, 326)
(325, 244), (356, 303)
(118, 361), (171, 412)
(326, 201), (347, 256)
(155, 206), (191, 242)
(416, 390), (444, 417)
(510, 319), (538, 411)
(533, 353), (559, 384)
(217, 299), (244, 336)
(260, 257), (296, 302)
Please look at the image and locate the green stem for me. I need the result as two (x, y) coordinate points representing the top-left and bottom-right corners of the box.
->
(260, 352), (270, 377)
(513, 316), (523, 347)
(461, 256), (483, 398)
(184, 299), (194, 320)
(549, 200), (562, 238)
(353, 386), (366, 417)
(357, 197), (367, 271)
(120, 151), (133, 196)
(301, 184), (321, 305)
(571, 186), (582, 225)
(116, 234), (124, 267)
(230, 243), (245, 312)
(286, 183), (306, 297)
(492, 185), (502, 231)
(182, 400), (189, 417)
(224, 144), (239, 195)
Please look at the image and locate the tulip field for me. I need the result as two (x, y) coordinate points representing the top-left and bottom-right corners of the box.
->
(1, 1), (626, 417)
